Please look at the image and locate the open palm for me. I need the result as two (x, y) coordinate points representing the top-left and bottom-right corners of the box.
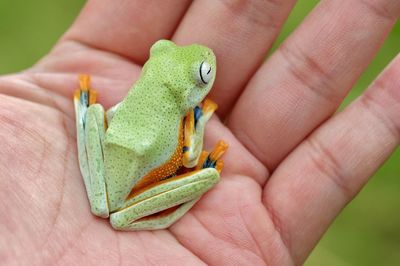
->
(1, 1), (399, 265)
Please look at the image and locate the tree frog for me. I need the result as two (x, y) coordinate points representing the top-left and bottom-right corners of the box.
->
(73, 40), (228, 230)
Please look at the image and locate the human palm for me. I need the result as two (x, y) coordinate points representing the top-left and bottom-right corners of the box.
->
(1, 1), (399, 265)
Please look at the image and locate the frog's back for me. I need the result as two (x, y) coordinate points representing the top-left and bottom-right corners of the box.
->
(103, 81), (183, 211)
(105, 78), (182, 154)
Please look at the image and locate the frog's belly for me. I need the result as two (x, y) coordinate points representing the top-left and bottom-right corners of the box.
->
(127, 122), (184, 197)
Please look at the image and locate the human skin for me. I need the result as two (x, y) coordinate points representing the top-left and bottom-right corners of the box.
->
(0, 0), (399, 265)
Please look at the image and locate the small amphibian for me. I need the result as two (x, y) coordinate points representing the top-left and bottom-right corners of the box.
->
(73, 40), (228, 230)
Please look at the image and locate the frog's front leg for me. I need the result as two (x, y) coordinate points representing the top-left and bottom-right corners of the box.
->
(74, 75), (109, 218)
(183, 98), (219, 167)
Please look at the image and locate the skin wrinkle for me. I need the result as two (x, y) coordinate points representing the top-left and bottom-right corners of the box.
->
(227, 118), (273, 180)
(177, 211), (249, 264)
(25, 133), (50, 178)
(277, 43), (341, 106)
(33, 136), (51, 191)
(189, 212), (217, 264)
(0, 107), (50, 166)
(39, 148), (67, 263)
(263, 196), (292, 261)
(23, 75), (69, 109)
(183, 190), (267, 264)
(51, 220), (93, 265)
(0, 76), (60, 107)
(24, 73), (78, 114)
(168, 223), (209, 265)
(145, 237), (204, 266)
(360, 0), (399, 21)
(33, 111), (83, 262)
(39, 114), (76, 264)
(24, 71), (136, 113)
(237, 204), (267, 262)
(0, 180), (19, 233)
(223, 177), (277, 262)
(0, 116), (35, 235)
(159, 230), (205, 264)
(360, 87), (400, 141)
(305, 137), (354, 201)
(168, 232), (205, 265)
(0, 78), (75, 128)
(218, 209), (256, 257)
(218, 0), (283, 31)
(55, 39), (142, 68)
(33, 108), (82, 263)
(61, 112), (77, 139)
(32, 41), (142, 89)
(246, 206), (284, 264)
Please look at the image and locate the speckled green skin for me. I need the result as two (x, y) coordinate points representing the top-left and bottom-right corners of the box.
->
(76, 40), (219, 230)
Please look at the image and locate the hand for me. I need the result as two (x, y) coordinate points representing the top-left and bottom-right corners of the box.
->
(1, 1), (399, 265)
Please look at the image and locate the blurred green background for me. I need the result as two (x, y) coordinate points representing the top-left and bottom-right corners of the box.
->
(0, 1), (398, 265)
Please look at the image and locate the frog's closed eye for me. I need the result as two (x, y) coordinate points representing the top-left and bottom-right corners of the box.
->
(198, 61), (212, 85)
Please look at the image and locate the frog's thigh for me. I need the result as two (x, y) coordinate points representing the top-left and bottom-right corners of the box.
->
(85, 104), (109, 218)
(110, 168), (220, 231)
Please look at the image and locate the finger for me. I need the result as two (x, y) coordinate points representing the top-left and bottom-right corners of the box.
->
(229, 0), (400, 168)
(263, 54), (400, 264)
(63, 0), (192, 64)
(172, 0), (297, 116)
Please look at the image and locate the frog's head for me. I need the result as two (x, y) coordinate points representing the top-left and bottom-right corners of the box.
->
(146, 40), (217, 113)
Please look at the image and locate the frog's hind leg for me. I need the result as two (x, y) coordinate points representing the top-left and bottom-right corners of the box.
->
(74, 75), (109, 218)
(110, 168), (220, 230)
(112, 198), (200, 231)
(110, 140), (228, 231)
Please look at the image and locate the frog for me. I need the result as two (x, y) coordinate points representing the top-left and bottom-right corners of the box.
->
(73, 40), (228, 230)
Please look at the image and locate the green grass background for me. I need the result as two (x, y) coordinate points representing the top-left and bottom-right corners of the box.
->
(0, 1), (398, 265)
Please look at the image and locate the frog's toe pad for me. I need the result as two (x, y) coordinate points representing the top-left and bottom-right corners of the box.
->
(202, 98), (218, 114)
(74, 74), (97, 106)
(196, 140), (228, 173)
